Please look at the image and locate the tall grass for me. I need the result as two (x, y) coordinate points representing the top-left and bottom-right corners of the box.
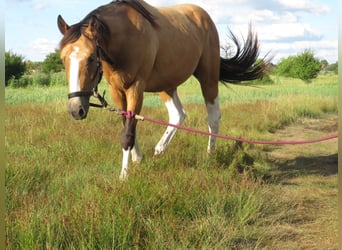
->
(6, 75), (338, 106)
(5, 74), (338, 249)
(5, 103), (281, 249)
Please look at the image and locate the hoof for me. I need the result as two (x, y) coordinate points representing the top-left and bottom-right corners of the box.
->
(132, 155), (143, 164)
(119, 169), (128, 180)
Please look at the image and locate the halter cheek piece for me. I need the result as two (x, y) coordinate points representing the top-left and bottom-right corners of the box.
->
(67, 41), (107, 108)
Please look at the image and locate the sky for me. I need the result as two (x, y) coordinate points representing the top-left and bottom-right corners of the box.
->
(5, 0), (338, 63)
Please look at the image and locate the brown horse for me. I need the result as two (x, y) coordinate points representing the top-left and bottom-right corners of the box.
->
(57, 0), (268, 179)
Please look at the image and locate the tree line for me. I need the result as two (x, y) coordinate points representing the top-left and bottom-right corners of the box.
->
(5, 49), (338, 88)
(5, 49), (65, 88)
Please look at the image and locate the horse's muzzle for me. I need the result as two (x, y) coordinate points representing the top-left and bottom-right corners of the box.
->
(68, 97), (90, 120)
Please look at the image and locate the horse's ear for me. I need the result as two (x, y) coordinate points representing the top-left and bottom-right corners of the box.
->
(57, 15), (70, 35)
(83, 15), (100, 39)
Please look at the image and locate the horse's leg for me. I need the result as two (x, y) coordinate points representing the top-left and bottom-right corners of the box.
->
(154, 89), (186, 155)
(204, 95), (221, 153)
(120, 116), (136, 179)
(194, 59), (221, 153)
(109, 83), (143, 179)
(120, 82), (145, 179)
(120, 132), (142, 178)
(131, 135), (142, 163)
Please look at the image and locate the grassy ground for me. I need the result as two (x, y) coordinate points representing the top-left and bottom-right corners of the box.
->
(5, 75), (338, 249)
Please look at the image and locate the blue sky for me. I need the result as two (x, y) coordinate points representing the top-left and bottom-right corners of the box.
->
(5, 0), (338, 63)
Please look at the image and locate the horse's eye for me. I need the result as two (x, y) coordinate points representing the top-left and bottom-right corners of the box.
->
(87, 55), (95, 64)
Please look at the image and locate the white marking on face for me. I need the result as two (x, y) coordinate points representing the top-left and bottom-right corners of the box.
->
(69, 46), (81, 93)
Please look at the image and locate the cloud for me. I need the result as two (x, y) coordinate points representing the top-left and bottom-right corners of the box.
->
(28, 38), (58, 61)
(8, 0), (49, 10)
(277, 0), (330, 14)
(147, 0), (330, 15)
(266, 40), (337, 51)
(230, 10), (298, 24)
(32, 1), (49, 10)
(258, 23), (323, 42)
(248, 0), (330, 14)
(263, 40), (337, 62)
(10, 0), (32, 2)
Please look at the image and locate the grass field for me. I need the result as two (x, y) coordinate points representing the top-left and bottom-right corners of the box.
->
(5, 74), (338, 249)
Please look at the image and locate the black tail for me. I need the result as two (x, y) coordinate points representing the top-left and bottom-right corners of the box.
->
(220, 26), (270, 84)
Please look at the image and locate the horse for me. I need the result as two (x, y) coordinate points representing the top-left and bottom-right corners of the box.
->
(57, 0), (269, 179)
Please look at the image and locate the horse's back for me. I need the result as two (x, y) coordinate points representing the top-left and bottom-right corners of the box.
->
(155, 3), (218, 49)
(145, 3), (220, 91)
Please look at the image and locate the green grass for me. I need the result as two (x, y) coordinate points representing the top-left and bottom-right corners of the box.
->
(5, 74), (338, 249)
(5, 74), (338, 106)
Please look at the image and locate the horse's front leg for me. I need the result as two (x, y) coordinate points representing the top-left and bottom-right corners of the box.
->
(120, 114), (136, 179)
(119, 85), (144, 180)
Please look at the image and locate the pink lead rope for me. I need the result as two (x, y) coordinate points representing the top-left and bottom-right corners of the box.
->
(119, 111), (338, 146)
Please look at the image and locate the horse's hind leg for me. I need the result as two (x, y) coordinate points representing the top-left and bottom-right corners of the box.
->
(204, 94), (221, 153)
(194, 63), (221, 153)
(155, 89), (186, 155)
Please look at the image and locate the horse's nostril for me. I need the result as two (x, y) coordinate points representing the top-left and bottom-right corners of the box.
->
(78, 107), (85, 118)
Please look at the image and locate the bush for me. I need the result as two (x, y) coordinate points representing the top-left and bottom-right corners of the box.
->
(6, 70), (67, 89)
(42, 49), (63, 74)
(50, 71), (67, 86)
(25, 61), (43, 74)
(326, 62), (338, 74)
(5, 51), (26, 86)
(32, 73), (50, 87)
(275, 50), (321, 81)
(250, 74), (274, 85)
(7, 77), (19, 88)
(18, 75), (33, 88)
(8, 75), (33, 88)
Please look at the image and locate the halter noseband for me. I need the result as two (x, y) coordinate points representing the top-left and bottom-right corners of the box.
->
(67, 41), (103, 101)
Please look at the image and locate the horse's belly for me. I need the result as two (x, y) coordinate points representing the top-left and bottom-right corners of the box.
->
(145, 70), (194, 92)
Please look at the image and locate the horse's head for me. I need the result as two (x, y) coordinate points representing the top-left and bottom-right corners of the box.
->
(58, 15), (103, 120)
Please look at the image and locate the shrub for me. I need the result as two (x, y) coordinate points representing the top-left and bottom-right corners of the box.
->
(7, 77), (19, 88)
(5, 51), (26, 86)
(250, 74), (274, 85)
(326, 62), (338, 74)
(32, 73), (50, 87)
(50, 71), (67, 86)
(8, 75), (33, 88)
(275, 50), (321, 81)
(18, 75), (33, 88)
(42, 49), (63, 74)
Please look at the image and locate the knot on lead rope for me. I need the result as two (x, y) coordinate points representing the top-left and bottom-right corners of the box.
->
(120, 110), (136, 119)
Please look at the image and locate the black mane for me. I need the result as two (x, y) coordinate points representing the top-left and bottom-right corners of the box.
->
(111, 0), (157, 27)
(60, 0), (157, 49)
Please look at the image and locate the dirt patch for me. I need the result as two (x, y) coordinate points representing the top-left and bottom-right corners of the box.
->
(264, 115), (338, 249)
(267, 116), (337, 162)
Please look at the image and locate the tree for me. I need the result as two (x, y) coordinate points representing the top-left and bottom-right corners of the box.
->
(326, 62), (338, 74)
(221, 43), (233, 58)
(5, 51), (26, 86)
(275, 50), (321, 81)
(320, 59), (328, 71)
(25, 60), (43, 74)
(42, 49), (63, 74)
